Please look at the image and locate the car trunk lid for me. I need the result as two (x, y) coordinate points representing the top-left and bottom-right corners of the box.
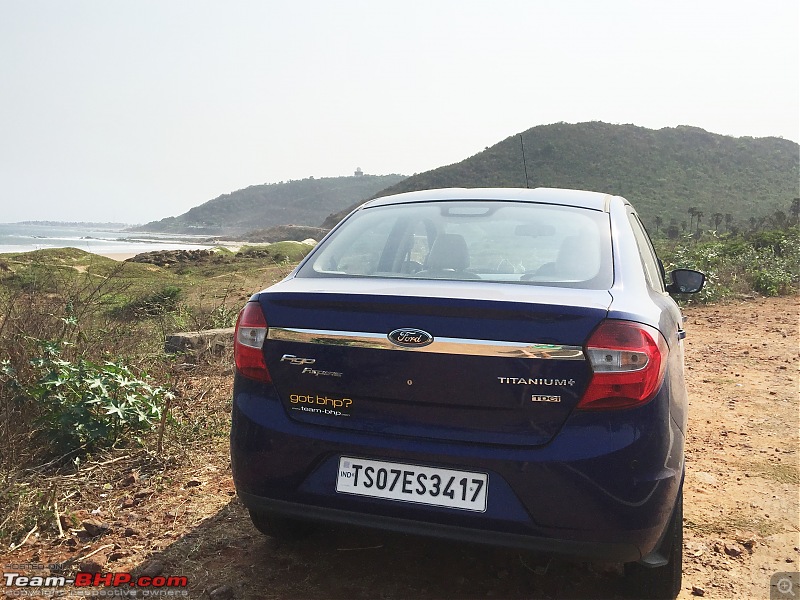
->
(259, 279), (610, 447)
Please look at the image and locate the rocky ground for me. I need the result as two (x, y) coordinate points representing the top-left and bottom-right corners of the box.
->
(1, 296), (797, 600)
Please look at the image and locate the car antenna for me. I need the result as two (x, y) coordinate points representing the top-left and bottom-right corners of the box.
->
(519, 134), (530, 188)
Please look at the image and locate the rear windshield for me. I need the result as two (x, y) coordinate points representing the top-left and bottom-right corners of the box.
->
(298, 200), (613, 289)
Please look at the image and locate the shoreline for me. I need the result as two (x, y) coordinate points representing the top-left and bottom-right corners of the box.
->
(0, 246), (215, 261)
(0, 243), (221, 260)
(0, 242), (252, 263)
(0, 223), (229, 259)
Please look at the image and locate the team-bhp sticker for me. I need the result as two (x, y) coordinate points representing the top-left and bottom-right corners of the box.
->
(289, 392), (353, 417)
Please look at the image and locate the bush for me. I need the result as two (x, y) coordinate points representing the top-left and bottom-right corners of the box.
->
(656, 227), (799, 302)
(751, 266), (796, 296)
(115, 285), (183, 318)
(237, 241), (313, 263)
(1, 338), (172, 457)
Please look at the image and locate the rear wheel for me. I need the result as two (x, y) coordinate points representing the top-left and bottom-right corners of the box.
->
(247, 509), (314, 540)
(623, 490), (683, 599)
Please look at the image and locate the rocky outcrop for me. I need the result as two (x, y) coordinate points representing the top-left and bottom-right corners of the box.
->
(165, 328), (235, 358)
(127, 249), (220, 267)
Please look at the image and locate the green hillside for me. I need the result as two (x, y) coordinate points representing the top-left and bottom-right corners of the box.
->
(323, 123), (799, 232)
(135, 174), (405, 236)
(232, 224), (329, 243)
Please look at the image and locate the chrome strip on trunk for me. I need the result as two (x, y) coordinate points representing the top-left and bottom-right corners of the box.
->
(268, 327), (585, 360)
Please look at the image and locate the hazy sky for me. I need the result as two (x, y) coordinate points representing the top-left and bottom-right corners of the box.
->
(1, 0), (798, 224)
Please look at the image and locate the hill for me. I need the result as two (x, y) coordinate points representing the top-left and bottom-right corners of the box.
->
(232, 224), (329, 243)
(134, 174), (405, 236)
(323, 123), (799, 232)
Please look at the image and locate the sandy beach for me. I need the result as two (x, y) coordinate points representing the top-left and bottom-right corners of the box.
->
(96, 243), (246, 261)
(98, 252), (140, 261)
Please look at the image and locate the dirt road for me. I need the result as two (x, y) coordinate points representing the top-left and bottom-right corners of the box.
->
(2, 296), (798, 599)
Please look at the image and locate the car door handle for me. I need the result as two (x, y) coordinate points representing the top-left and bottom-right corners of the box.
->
(677, 329), (686, 340)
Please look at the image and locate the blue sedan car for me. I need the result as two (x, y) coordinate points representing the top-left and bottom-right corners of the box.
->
(231, 188), (705, 599)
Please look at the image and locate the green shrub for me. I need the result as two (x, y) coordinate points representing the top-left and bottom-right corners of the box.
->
(0, 339), (172, 456)
(237, 241), (313, 263)
(205, 303), (239, 329)
(750, 229), (792, 255)
(115, 285), (183, 318)
(656, 227), (799, 302)
(751, 265), (796, 296)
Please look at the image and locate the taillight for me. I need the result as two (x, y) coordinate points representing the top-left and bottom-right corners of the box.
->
(234, 301), (271, 383)
(577, 320), (668, 410)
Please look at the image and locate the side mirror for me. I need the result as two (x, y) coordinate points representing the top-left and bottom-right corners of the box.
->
(666, 269), (706, 294)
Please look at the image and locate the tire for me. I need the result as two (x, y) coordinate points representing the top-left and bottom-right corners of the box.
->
(247, 509), (314, 540)
(622, 489), (683, 599)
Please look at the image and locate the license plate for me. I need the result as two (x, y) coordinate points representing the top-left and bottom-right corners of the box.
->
(336, 456), (488, 512)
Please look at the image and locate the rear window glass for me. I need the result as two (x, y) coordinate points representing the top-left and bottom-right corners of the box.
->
(298, 201), (613, 289)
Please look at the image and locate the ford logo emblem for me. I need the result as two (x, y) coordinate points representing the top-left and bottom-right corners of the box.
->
(388, 328), (434, 348)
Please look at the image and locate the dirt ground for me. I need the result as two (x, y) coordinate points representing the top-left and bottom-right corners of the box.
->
(2, 296), (798, 600)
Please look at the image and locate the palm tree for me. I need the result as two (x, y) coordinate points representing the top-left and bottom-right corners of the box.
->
(725, 213), (734, 232)
(771, 210), (788, 229)
(687, 207), (698, 231)
(712, 213), (723, 232)
(695, 211), (704, 235)
(654, 216), (663, 234)
(667, 220), (680, 239)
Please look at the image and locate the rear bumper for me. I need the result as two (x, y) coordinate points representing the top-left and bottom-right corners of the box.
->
(238, 492), (638, 562)
(231, 378), (684, 563)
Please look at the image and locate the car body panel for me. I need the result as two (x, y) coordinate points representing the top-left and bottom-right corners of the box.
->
(232, 375), (681, 561)
(257, 280), (611, 446)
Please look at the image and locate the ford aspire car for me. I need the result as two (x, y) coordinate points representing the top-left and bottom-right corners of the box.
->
(230, 188), (705, 599)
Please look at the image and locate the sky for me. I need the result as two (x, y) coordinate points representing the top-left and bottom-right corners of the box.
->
(1, 0), (798, 224)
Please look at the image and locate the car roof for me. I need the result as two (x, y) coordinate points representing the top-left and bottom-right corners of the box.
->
(362, 187), (619, 212)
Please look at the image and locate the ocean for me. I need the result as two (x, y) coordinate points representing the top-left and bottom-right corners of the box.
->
(0, 223), (213, 256)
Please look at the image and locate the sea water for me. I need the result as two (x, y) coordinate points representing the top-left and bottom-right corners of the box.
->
(0, 223), (212, 256)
